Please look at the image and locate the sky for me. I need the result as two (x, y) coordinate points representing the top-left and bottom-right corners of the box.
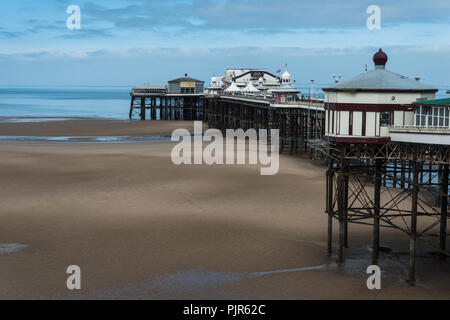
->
(0, 0), (449, 88)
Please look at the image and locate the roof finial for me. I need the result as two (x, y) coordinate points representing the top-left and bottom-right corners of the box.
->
(373, 48), (388, 69)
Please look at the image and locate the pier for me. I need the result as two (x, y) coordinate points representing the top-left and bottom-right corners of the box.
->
(129, 57), (448, 285)
(130, 90), (325, 155)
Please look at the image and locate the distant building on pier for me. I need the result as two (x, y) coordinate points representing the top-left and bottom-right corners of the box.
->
(271, 66), (300, 103)
(205, 76), (223, 95)
(168, 74), (204, 95)
(225, 68), (282, 93)
(129, 74), (204, 120)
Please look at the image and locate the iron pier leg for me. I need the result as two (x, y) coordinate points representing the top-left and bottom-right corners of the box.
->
(408, 160), (419, 286)
(327, 161), (335, 256)
(372, 159), (382, 265)
(344, 163), (349, 248)
(440, 164), (449, 260)
(338, 160), (346, 263)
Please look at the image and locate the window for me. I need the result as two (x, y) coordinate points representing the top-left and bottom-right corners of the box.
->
(445, 108), (450, 127)
(432, 107), (449, 127)
(380, 111), (393, 126)
(415, 106), (426, 126)
(181, 87), (195, 94)
(417, 106), (450, 127)
(433, 107), (438, 126)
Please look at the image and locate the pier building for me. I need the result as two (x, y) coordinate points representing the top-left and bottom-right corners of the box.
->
(129, 74), (205, 121)
(317, 49), (449, 286)
(205, 76), (223, 95)
(225, 68), (282, 93)
(271, 66), (300, 103)
(323, 49), (438, 143)
(389, 98), (450, 145)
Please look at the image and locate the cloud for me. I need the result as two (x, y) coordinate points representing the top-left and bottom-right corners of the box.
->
(0, 31), (22, 39)
(79, 0), (450, 33)
(58, 28), (115, 39)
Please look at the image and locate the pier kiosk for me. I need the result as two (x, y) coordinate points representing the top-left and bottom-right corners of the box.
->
(129, 74), (205, 121)
(319, 49), (448, 285)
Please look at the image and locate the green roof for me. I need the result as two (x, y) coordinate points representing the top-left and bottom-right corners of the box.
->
(413, 98), (450, 106)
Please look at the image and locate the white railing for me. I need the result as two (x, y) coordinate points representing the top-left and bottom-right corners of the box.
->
(389, 126), (450, 135)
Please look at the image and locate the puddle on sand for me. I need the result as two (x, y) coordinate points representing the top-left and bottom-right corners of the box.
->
(0, 243), (28, 254)
(86, 269), (245, 300)
(84, 265), (331, 299)
(250, 264), (330, 277)
(65, 245), (449, 299)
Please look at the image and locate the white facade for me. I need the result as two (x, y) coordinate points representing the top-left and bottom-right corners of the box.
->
(323, 49), (438, 143)
(324, 91), (436, 141)
(389, 100), (450, 145)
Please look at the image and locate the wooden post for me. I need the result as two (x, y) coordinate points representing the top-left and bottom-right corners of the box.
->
(408, 160), (419, 286)
(440, 164), (448, 260)
(372, 159), (382, 265)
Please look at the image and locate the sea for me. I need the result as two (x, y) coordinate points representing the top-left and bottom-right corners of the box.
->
(0, 86), (132, 120)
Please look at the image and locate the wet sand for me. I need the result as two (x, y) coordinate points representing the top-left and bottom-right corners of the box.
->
(0, 117), (194, 137)
(0, 119), (449, 299)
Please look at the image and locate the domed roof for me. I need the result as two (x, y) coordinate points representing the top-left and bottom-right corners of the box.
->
(323, 69), (437, 93)
(373, 48), (388, 68)
(323, 49), (437, 93)
(281, 64), (291, 80)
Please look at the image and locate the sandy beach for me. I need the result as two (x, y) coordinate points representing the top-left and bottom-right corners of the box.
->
(0, 119), (448, 300)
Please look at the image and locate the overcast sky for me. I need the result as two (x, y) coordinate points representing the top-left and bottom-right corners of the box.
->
(1, 0), (449, 87)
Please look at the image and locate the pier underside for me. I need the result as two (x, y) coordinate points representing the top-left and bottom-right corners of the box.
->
(129, 95), (205, 122)
(320, 142), (449, 285)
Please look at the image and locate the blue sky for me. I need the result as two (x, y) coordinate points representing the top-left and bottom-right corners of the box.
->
(0, 0), (449, 87)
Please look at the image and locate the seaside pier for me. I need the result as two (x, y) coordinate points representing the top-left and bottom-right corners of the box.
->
(130, 76), (326, 155)
(129, 51), (448, 284)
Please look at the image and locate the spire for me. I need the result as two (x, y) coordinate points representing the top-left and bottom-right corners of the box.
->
(282, 64), (291, 84)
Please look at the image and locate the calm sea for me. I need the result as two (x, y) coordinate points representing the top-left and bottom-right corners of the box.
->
(0, 86), (132, 120)
(0, 86), (447, 120)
